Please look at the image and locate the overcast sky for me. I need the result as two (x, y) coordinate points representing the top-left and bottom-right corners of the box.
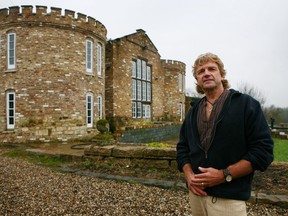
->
(2, 0), (288, 107)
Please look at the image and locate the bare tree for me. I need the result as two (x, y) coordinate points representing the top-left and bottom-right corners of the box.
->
(186, 82), (267, 108)
(237, 82), (266, 108)
(185, 88), (202, 98)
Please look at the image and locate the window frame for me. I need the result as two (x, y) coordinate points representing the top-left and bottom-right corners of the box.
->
(179, 103), (183, 121)
(142, 104), (151, 118)
(97, 95), (102, 120)
(132, 59), (152, 119)
(86, 93), (94, 128)
(132, 102), (137, 118)
(7, 32), (16, 70)
(142, 81), (147, 101)
(137, 102), (142, 118)
(86, 39), (93, 74)
(178, 73), (183, 92)
(147, 82), (151, 102)
(6, 91), (16, 129)
(137, 80), (142, 100)
(132, 61), (136, 78)
(97, 43), (102, 76)
(132, 79), (137, 100)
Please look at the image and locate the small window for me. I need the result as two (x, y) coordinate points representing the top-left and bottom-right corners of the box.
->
(132, 79), (136, 100)
(132, 61), (136, 78)
(178, 73), (183, 92)
(97, 95), (102, 120)
(86, 39), (93, 73)
(147, 66), (151, 81)
(137, 80), (141, 100)
(136, 59), (141, 78)
(142, 81), (146, 101)
(86, 93), (94, 127)
(183, 74), (185, 91)
(6, 91), (15, 129)
(97, 43), (102, 76)
(132, 102), (137, 118)
(137, 102), (142, 118)
(142, 60), (146, 80)
(146, 105), (151, 118)
(147, 83), (151, 101)
(179, 103), (183, 121)
(142, 104), (151, 118)
(7, 32), (16, 70)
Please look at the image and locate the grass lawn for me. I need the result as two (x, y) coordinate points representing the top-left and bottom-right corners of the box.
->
(274, 138), (288, 162)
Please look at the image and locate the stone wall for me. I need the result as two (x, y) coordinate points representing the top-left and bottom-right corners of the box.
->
(84, 145), (178, 169)
(162, 59), (186, 121)
(271, 130), (288, 139)
(118, 123), (181, 144)
(0, 6), (107, 143)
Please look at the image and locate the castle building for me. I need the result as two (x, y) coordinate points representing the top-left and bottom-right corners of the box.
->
(0, 6), (185, 143)
(105, 29), (186, 127)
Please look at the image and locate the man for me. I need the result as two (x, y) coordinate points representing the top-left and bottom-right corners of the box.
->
(176, 53), (273, 216)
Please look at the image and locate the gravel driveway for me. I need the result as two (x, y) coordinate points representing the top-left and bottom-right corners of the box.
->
(0, 153), (287, 215)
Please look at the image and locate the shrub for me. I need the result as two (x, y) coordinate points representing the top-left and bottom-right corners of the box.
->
(96, 119), (109, 133)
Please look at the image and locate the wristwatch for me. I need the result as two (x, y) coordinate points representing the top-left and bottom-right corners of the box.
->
(223, 168), (233, 182)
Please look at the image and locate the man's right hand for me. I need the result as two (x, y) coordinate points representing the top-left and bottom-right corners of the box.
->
(183, 164), (207, 196)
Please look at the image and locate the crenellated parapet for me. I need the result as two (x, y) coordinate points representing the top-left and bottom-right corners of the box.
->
(0, 5), (107, 40)
(161, 59), (186, 74)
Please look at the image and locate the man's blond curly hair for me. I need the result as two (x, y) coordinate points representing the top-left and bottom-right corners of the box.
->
(192, 52), (230, 94)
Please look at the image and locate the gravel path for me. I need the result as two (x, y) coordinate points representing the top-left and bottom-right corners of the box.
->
(0, 154), (287, 215)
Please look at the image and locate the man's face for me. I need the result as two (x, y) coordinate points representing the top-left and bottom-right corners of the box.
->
(195, 61), (224, 92)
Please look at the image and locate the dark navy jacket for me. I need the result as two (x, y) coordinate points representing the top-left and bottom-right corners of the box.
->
(176, 89), (274, 200)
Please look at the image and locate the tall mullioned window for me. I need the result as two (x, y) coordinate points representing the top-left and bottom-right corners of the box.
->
(7, 32), (16, 70)
(132, 59), (152, 118)
(86, 93), (94, 128)
(86, 39), (93, 73)
(6, 91), (15, 129)
(97, 43), (102, 76)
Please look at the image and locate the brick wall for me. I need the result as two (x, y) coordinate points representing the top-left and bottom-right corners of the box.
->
(105, 30), (186, 125)
(0, 6), (186, 143)
(162, 60), (186, 121)
(105, 29), (164, 121)
(0, 6), (107, 143)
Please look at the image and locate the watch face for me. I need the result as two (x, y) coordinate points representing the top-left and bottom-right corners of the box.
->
(226, 175), (232, 182)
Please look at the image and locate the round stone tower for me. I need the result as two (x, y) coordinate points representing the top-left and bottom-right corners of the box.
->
(161, 59), (186, 121)
(0, 6), (107, 142)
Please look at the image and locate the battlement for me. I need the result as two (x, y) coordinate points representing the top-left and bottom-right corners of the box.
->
(161, 59), (186, 70)
(0, 5), (107, 39)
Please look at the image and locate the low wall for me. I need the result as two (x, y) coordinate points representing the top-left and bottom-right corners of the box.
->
(118, 123), (181, 144)
(271, 130), (288, 139)
(84, 145), (177, 169)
